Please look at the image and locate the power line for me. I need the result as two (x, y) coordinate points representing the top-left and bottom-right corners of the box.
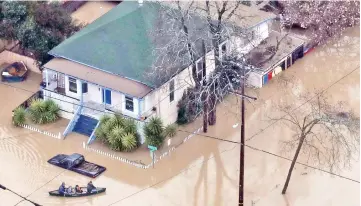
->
(107, 143), (238, 206)
(178, 129), (360, 183)
(245, 65), (360, 142)
(0, 184), (41, 206)
(15, 170), (67, 206)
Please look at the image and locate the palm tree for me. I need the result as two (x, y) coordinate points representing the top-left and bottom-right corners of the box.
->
(121, 133), (137, 152)
(164, 124), (177, 138)
(122, 118), (137, 133)
(13, 106), (26, 126)
(107, 125), (124, 151)
(28, 99), (60, 124)
(96, 114), (140, 152)
(144, 117), (165, 148)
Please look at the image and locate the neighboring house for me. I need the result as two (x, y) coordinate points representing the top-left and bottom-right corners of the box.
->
(41, 1), (275, 143)
(246, 31), (305, 88)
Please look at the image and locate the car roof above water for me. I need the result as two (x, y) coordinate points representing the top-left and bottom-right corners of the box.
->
(66, 153), (84, 162)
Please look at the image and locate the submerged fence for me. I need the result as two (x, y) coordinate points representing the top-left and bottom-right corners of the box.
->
(20, 124), (62, 139)
(83, 126), (203, 169)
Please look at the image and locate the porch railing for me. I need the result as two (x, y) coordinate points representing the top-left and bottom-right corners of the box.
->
(63, 104), (83, 137)
(87, 121), (100, 145)
(43, 88), (79, 114)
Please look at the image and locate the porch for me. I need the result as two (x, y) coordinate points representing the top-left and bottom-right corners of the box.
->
(41, 69), (66, 95)
(82, 101), (122, 120)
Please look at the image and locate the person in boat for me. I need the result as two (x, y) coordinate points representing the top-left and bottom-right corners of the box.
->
(75, 185), (83, 193)
(67, 186), (74, 194)
(58, 182), (66, 195)
(87, 181), (96, 193)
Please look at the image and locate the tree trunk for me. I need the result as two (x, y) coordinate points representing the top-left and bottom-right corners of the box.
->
(208, 27), (221, 126)
(208, 87), (216, 125)
(203, 96), (208, 133)
(202, 40), (208, 133)
(282, 135), (306, 194)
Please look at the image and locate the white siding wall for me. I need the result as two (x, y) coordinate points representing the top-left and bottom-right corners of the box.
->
(205, 50), (216, 78)
(142, 64), (195, 125)
(62, 77), (140, 119)
(230, 21), (270, 55)
(83, 83), (102, 103)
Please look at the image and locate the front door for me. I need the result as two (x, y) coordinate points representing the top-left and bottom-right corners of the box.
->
(102, 89), (111, 105)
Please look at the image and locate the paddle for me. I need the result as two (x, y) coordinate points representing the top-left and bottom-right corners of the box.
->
(0, 184), (42, 206)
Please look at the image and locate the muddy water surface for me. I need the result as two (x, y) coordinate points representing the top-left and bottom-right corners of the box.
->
(0, 27), (359, 206)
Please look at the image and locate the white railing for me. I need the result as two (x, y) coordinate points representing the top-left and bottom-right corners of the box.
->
(43, 89), (80, 114)
(63, 105), (82, 137)
(87, 121), (100, 145)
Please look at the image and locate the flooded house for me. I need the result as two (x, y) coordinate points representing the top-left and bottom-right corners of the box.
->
(40, 1), (275, 144)
(246, 31), (305, 88)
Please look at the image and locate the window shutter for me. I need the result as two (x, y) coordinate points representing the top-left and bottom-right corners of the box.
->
(82, 83), (88, 93)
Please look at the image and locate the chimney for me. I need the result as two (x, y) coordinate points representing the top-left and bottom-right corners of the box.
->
(138, 0), (143, 7)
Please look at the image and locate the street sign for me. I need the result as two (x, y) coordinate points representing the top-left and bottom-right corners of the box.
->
(147, 145), (157, 151)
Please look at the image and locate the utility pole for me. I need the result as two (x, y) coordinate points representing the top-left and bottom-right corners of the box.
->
(239, 67), (246, 206)
(230, 67), (257, 206)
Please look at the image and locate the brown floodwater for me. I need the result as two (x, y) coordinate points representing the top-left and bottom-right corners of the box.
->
(0, 27), (359, 206)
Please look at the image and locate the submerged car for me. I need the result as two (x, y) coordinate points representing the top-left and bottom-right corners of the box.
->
(47, 153), (106, 178)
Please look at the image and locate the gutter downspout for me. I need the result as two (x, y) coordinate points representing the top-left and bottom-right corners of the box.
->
(138, 98), (142, 119)
(102, 88), (106, 110)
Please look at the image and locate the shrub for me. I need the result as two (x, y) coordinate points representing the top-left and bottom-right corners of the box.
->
(99, 114), (111, 125)
(122, 118), (137, 134)
(95, 115), (111, 144)
(121, 133), (137, 152)
(107, 125), (124, 151)
(164, 124), (177, 138)
(144, 117), (165, 148)
(94, 123), (108, 144)
(28, 99), (60, 124)
(13, 106), (26, 126)
(95, 113), (140, 152)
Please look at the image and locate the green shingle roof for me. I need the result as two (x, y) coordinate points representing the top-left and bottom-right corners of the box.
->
(49, 2), (274, 88)
(50, 2), (164, 87)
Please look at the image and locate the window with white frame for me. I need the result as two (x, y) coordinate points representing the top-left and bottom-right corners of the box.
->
(125, 96), (134, 112)
(169, 79), (175, 102)
(68, 77), (77, 93)
(196, 59), (204, 82)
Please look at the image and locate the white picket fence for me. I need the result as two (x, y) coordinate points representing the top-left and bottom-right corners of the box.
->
(83, 126), (203, 169)
(20, 124), (62, 139)
(82, 142), (147, 169)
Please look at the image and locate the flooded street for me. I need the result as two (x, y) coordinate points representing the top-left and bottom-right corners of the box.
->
(0, 27), (359, 206)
